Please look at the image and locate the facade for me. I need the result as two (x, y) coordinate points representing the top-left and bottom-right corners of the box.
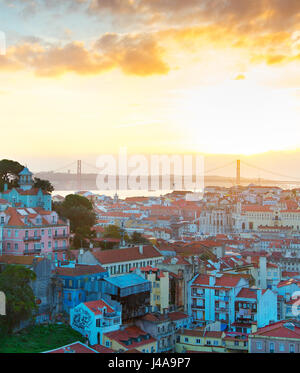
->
(55, 264), (109, 313)
(0, 168), (52, 211)
(102, 326), (157, 353)
(188, 273), (249, 328)
(131, 266), (169, 313)
(249, 320), (300, 353)
(0, 207), (70, 256)
(175, 329), (226, 353)
(78, 245), (164, 277)
(70, 299), (122, 345)
(103, 273), (152, 323)
(234, 287), (278, 329)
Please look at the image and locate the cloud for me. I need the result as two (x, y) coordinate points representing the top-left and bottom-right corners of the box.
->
(0, 34), (169, 77)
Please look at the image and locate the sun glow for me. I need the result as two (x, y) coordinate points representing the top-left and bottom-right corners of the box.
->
(177, 78), (300, 155)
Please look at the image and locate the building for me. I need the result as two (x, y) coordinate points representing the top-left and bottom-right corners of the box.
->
(55, 264), (109, 313)
(131, 266), (169, 314)
(0, 207), (70, 256)
(234, 287), (277, 329)
(43, 341), (99, 353)
(103, 273), (152, 323)
(249, 320), (300, 353)
(175, 328), (226, 353)
(70, 299), (122, 345)
(188, 273), (249, 329)
(102, 326), (157, 353)
(0, 167), (52, 211)
(78, 245), (164, 277)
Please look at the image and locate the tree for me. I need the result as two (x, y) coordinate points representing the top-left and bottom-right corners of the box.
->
(33, 177), (54, 193)
(0, 265), (37, 334)
(129, 231), (150, 245)
(0, 159), (54, 193)
(0, 159), (24, 191)
(53, 194), (96, 249)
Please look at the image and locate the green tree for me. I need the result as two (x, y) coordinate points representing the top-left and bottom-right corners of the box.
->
(129, 231), (150, 245)
(0, 265), (37, 334)
(33, 177), (54, 193)
(53, 194), (96, 249)
(0, 159), (54, 193)
(0, 159), (24, 191)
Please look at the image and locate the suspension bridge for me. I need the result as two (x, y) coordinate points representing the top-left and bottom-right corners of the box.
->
(41, 159), (300, 192)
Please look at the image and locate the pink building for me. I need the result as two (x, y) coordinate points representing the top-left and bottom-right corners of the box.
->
(0, 207), (70, 256)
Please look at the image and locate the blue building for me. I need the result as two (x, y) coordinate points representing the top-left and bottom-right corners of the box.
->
(55, 264), (109, 313)
(0, 167), (52, 211)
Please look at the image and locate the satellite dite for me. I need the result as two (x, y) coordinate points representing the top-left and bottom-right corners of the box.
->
(0, 31), (6, 55)
(0, 291), (6, 315)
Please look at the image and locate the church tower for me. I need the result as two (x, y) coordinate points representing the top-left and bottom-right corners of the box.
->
(19, 167), (34, 191)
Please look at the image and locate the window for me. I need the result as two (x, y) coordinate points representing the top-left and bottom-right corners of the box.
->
(196, 339), (201, 344)
(289, 344), (295, 353)
(184, 337), (189, 343)
(256, 341), (262, 350)
(279, 343), (285, 352)
(14, 243), (18, 251)
(206, 340), (211, 345)
(213, 341), (219, 346)
(269, 342), (275, 353)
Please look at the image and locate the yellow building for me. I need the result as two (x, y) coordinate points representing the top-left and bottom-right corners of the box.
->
(102, 326), (157, 353)
(175, 328), (226, 353)
(131, 266), (169, 313)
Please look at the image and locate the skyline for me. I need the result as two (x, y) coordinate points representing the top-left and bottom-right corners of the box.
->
(1, 1), (300, 176)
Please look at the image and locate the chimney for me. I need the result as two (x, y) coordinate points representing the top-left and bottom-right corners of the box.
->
(139, 245), (143, 255)
(209, 275), (216, 286)
(251, 323), (257, 334)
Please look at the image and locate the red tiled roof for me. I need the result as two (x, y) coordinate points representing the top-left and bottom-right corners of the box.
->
(84, 299), (115, 315)
(56, 264), (107, 277)
(104, 326), (156, 349)
(91, 245), (163, 265)
(45, 342), (98, 353)
(252, 320), (300, 339)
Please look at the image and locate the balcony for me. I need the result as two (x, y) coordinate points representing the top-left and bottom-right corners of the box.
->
(23, 236), (41, 242)
(192, 304), (205, 310)
(23, 249), (41, 255)
(53, 246), (69, 252)
(53, 235), (68, 240)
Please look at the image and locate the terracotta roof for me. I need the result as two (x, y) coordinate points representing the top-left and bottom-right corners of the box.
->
(91, 245), (163, 265)
(45, 342), (98, 353)
(251, 320), (300, 339)
(236, 288), (258, 299)
(0, 255), (43, 266)
(84, 299), (115, 315)
(56, 264), (107, 277)
(178, 328), (224, 338)
(104, 326), (156, 349)
(192, 273), (244, 288)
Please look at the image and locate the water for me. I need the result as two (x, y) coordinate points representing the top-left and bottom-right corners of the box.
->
(53, 189), (174, 199)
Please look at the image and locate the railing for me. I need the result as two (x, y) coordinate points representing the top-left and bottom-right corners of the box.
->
(53, 235), (68, 239)
(53, 246), (69, 251)
(23, 236), (41, 242)
(23, 249), (41, 255)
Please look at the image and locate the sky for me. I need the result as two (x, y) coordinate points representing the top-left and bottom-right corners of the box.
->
(1, 0), (300, 179)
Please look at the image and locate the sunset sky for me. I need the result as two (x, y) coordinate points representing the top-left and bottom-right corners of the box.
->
(1, 0), (300, 178)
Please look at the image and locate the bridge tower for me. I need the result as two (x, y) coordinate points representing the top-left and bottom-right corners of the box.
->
(77, 160), (82, 191)
(236, 159), (241, 186)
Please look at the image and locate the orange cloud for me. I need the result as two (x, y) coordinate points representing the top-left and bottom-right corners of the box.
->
(0, 35), (169, 77)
